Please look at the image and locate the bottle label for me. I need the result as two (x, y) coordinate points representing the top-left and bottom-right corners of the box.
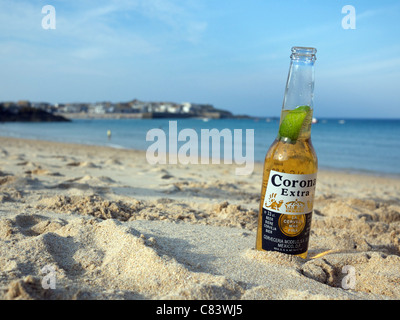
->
(261, 170), (317, 255)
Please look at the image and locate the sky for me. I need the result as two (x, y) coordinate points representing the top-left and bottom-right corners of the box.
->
(0, 0), (400, 118)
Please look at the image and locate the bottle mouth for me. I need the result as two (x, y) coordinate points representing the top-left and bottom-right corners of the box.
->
(291, 47), (317, 61)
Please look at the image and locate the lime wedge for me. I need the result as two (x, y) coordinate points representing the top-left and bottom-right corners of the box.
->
(278, 106), (311, 141)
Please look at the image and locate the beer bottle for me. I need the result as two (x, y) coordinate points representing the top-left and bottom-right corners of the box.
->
(256, 47), (318, 258)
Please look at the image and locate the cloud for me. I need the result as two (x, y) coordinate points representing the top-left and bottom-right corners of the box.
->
(74, 0), (208, 44)
(130, 0), (208, 44)
(0, 0), (210, 102)
(0, 0), (208, 59)
(357, 2), (400, 21)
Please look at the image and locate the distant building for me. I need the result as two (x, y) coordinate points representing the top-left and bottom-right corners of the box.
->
(129, 100), (147, 113)
(0, 98), (237, 119)
(182, 102), (192, 113)
(181, 102), (215, 115)
(93, 104), (106, 114)
(17, 100), (31, 108)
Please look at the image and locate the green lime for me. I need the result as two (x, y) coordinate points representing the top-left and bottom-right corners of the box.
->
(278, 106), (311, 141)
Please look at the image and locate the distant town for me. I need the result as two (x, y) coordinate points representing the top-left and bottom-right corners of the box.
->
(0, 99), (254, 122)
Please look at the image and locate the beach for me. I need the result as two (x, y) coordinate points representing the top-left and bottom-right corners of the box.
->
(0, 136), (399, 300)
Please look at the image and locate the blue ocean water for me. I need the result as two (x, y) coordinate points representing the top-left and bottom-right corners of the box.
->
(0, 118), (399, 176)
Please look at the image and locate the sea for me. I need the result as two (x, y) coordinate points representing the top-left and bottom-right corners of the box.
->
(0, 118), (399, 176)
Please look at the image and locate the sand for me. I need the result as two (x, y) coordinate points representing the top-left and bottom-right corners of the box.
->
(0, 136), (399, 300)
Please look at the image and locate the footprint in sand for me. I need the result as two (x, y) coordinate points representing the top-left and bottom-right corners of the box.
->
(0, 188), (22, 203)
(0, 175), (17, 186)
(22, 165), (63, 177)
(160, 174), (174, 180)
(13, 214), (67, 237)
(104, 159), (123, 166)
(8, 154), (25, 161)
(16, 161), (30, 166)
(0, 148), (9, 157)
(66, 161), (101, 168)
(300, 251), (400, 297)
(53, 175), (114, 194)
(148, 168), (175, 180)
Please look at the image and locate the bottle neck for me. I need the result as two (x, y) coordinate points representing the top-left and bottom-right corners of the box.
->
(282, 59), (315, 112)
(278, 47), (316, 142)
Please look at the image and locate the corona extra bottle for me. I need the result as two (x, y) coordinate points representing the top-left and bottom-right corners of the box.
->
(256, 47), (318, 259)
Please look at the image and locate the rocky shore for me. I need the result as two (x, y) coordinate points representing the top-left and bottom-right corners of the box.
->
(0, 105), (69, 122)
(1, 99), (250, 121)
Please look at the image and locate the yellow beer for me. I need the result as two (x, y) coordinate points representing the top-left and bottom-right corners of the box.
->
(256, 47), (318, 258)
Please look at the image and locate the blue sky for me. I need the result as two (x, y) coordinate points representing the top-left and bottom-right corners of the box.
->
(1, 0), (399, 118)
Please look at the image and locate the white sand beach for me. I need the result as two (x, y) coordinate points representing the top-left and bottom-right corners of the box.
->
(0, 136), (399, 300)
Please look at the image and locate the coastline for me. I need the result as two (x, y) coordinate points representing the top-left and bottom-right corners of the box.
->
(55, 112), (144, 120)
(0, 132), (398, 179)
(0, 136), (400, 300)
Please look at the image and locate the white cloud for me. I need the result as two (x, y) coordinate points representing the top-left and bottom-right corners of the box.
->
(357, 3), (400, 21)
(0, 0), (208, 59)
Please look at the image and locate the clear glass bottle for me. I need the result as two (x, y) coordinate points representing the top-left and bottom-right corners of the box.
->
(256, 47), (318, 259)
